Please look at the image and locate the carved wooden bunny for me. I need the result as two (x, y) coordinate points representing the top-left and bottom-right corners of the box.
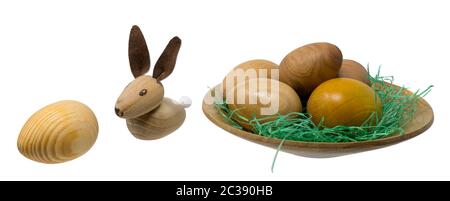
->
(115, 25), (190, 140)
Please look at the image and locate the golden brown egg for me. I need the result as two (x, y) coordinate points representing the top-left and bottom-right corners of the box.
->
(17, 100), (98, 164)
(307, 78), (382, 128)
(228, 78), (302, 131)
(338, 59), (370, 85)
(221, 59), (278, 99)
(279, 42), (343, 98)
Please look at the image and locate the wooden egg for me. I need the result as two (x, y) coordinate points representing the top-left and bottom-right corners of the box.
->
(17, 100), (98, 164)
(339, 59), (370, 85)
(221, 59), (278, 98)
(228, 78), (302, 130)
(279, 42), (343, 98)
(307, 78), (382, 128)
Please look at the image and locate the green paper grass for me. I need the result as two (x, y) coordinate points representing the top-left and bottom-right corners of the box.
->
(214, 68), (432, 171)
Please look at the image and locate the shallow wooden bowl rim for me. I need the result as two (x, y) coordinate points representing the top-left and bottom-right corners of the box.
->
(202, 83), (434, 151)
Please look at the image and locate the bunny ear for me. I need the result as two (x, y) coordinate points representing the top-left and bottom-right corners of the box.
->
(153, 36), (181, 81)
(129, 25), (150, 78)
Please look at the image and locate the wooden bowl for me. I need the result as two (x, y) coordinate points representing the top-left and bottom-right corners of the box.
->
(202, 84), (434, 158)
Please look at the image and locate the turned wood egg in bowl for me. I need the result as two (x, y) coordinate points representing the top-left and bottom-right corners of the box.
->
(338, 59), (370, 85)
(17, 100), (99, 164)
(227, 78), (302, 131)
(221, 59), (279, 98)
(307, 78), (382, 128)
(279, 42), (343, 98)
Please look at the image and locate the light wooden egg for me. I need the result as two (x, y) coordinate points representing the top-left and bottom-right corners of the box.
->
(228, 78), (302, 131)
(339, 59), (370, 85)
(307, 78), (382, 128)
(221, 59), (278, 98)
(17, 100), (98, 164)
(279, 42), (343, 98)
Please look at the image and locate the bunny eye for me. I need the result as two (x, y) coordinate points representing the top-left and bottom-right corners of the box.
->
(139, 89), (148, 96)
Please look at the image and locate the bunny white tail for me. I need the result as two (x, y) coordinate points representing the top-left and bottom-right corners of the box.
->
(178, 96), (192, 108)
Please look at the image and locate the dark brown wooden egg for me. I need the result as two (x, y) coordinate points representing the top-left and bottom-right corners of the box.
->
(279, 42), (343, 98)
(338, 59), (370, 85)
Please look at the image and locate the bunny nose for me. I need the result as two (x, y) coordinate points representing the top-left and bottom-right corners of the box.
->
(115, 107), (123, 117)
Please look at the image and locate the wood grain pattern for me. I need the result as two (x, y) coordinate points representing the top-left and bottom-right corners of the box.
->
(279, 42), (342, 98)
(117, 26), (186, 140)
(115, 75), (164, 119)
(228, 78), (302, 131)
(221, 59), (279, 98)
(339, 59), (370, 85)
(202, 84), (433, 157)
(17, 101), (98, 164)
(307, 78), (382, 127)
(126, 98), (186, 140)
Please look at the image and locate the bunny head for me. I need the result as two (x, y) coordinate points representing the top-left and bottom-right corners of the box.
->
(115, 25), (181, 119)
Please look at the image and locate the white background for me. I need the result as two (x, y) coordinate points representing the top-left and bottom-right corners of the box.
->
(0, 0), (448, 180)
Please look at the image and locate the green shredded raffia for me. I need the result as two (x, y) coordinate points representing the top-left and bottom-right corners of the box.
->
(214, 67), (433, 172)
